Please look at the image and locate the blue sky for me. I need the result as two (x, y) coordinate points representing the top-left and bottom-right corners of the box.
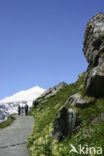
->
(0, 0), (104, 100)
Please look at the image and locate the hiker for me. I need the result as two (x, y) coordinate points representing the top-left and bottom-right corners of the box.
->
(21, 106), (24, 113)
(18, 105), (21, 116)
(25, 104), (28, 116)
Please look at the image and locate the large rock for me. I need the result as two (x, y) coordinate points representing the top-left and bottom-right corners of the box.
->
(85, 64), (104, 97)
(33, 82), (67, 107)
(53, 106), (77, 141)
(83, 12), (104, 65)
(53, 92), (95, 141)
(83, 13), (104, 97)
(65, 93), (95, 108)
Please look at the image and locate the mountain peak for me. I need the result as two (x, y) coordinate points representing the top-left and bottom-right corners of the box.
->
(0, 86), (46, 122)
(0, 86), (45, 104)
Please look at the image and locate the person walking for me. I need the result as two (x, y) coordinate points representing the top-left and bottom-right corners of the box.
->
(21, 106), (24, 113)
(25, 104), (28, 116)
(18, 105), (21, 116)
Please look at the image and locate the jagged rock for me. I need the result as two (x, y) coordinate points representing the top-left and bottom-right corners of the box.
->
(65, 93), (95, 108)
(83, 12), (104, 65)
(33, 82), (67, 107)
(53, 106), (77, 141)
(85, 64), (104, 97)
(83, 13), (104, 97)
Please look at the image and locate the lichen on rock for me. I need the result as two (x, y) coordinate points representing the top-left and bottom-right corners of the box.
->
(83, 12), (104, 97)
(65, 93), (95, 108)
(53, 106), (77, 141)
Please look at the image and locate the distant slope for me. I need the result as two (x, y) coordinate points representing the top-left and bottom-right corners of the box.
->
(0, 86), (45, 122)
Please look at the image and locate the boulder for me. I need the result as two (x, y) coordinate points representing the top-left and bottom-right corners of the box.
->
(83, 13), (104, 97)
(85, 64), (104, 97)
(53, 106), (77, 141)
(53, 92), (95, 141)
(83, 12), (104, 65)
(65, 93), (95, 108)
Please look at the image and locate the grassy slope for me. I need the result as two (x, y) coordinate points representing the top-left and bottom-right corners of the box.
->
(28, 75), (104, 156)
(0, 115), (16, 129)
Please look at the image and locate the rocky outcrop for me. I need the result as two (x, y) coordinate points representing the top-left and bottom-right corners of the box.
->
(83, 13), (104, 65)
(85, 64), (104, 97)
(53, 106), (77, 141)
(53, 13), (104, 141)
(65, 93), (95, 108)
(53, 92), (95, 141)
(33, 82), (67, 107)
(83, 13), (104, 97)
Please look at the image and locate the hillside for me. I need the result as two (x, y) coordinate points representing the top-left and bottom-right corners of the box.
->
(28, 13), (104, 156)
(28, 74), (104, 156)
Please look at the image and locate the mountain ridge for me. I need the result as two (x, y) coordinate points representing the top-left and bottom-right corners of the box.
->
(0, 86), (45, 103)
(0, 86), (45, 122)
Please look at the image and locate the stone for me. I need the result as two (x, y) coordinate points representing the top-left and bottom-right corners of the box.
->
(83, 13), (104, 97)
(85, 64), (104, 97)
(83, 13), (104, 65)
(53, 106), (77, 141)
(65, 93), (95, 108)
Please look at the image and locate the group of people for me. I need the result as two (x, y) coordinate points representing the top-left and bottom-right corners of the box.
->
(18, 104), (29, 116)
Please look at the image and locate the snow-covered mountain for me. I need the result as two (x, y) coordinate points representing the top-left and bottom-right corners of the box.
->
(0, 86), (45, 122)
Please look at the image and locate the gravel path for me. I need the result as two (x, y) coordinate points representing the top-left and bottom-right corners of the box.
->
(0, 114), (34, 156)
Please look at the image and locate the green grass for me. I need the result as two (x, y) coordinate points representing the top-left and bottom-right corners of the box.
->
(28, 74), (104, 156)
(0, 115), (16, 129)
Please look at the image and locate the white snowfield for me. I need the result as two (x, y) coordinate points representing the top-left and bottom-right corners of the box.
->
(0, 86), (46, 122)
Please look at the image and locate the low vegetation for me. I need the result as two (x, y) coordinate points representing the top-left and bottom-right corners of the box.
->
(0, 115), (16, 129)
(28, 74), (104, 156)
(99, 51), (104, 58)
